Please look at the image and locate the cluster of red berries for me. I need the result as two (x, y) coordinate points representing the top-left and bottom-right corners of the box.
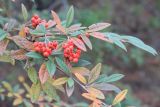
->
(31, 15), (48, 28)
(63, 40), (81, 63)
(33, 41), (58, 57)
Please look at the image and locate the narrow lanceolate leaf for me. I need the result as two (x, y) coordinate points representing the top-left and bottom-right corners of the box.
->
(87, 87), (105, 99)
(67, 78), (74, 87)
(51, 10), (61, 25)
(52, 77), (68, 86)
(9, 36), (34, 51)
(97, 74), (124, 83)
(106, 74), (124, 83)
(30, 82), (41, 102)
(21, 4), (28, 21)
(92, 83), (121, 93)
(39, 64), (49, 84)
(42, 81), (60, 101)
(81, 35), (92, 50)
(74, 73), (87, 84)
(87, 23), (111, 32)
(66, 83), (74, 97)
(55, 57), (70, 74)
(27, 67), (38, 84)
(0, 39), (9, 55)
(106, 33), (127, 51)
(11, 49), (28, 60)
(112, 89), (128, 105)
(71, 37), (87, 51)
(90, 32), (113, 43)
(46, 60), (56, 77)
(0, 28), (8, 41)
(120, 35), (158, 55)
(26, 52), (43, 59)
(88, 63), (102, 84)
(66, 6), (74, 27)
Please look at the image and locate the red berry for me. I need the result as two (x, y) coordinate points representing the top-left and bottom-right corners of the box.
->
(73, 58), (78, 63)
(35, 47), (40, 52)
(43, 52), (50, 57)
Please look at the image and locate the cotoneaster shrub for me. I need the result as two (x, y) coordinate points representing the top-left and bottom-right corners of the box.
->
(0, 5), (158, 107)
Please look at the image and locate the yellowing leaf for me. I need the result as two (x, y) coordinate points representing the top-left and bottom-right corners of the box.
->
(52, 77), (68, 86)
(51, 10), (61, 25)
(71, 67), (90, 76)
(112, 89), (128, 105)
(74, 73), (87, 84)
(0, 39), (9, 55)
(13, 98), (23, 106)
(39, 64), (49, 84)
(82, 93), (96, 101)
(87, 87), (105, 99)
(30, 82), (41, 102)
(19, 25), (26, 37)
(71, 37), (87, 51)
(88, 63), (102, 84)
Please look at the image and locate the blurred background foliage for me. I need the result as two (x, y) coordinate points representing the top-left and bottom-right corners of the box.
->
(0, 0), (160, 107)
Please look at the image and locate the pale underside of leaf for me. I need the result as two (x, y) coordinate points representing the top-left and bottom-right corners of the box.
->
(87, 23), (111, 32)
(51, 10), (61, 25)
(71, 37), (87, 51)
(90, 32), (113, 43)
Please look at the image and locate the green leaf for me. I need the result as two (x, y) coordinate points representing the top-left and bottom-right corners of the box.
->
(21, 4), (28, 21)
(30, 82), (41, 102)
(105, 32), (127, 51)
(81, 35), (92, 50)
(96, 74), (124, 83)
(42, 81), (60, 101)
(66, 6), (74, 27)
(88, 63), (102, 84)
(74, 59), (91, 67)
(46, 59), (56, 77)
(27, 67), (38, 84)
(66, 83), (74, 97)
(67, 78), (74, 87)
(0, 28), (7, 41)
(26, 52), (43, 59)
(120, 35), (158, 55)
(55, 57), (70, 74)
(30, 24), (46, 35)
